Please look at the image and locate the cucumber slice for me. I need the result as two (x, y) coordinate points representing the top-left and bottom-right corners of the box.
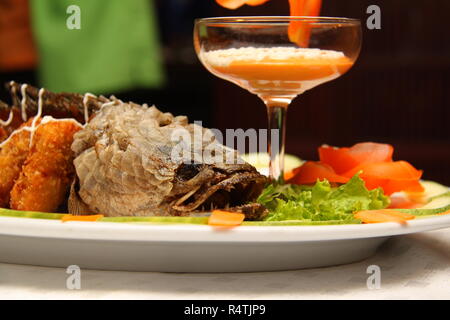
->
(421, 180), (449, 200)
(0, 208), (63, 220)
(241, 153), (304, 173)
(400, 180), (449, 203)
(100, 216), (209, 225)
(428, 191), (450, 202)
(397, 195), (450, 216)
(242, 219), (361, 226)
(419, 194), (450, 210)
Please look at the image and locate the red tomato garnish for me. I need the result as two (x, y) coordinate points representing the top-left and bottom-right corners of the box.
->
(343, 160), (422, 181)
(289, 141), (424, 196)
(381, 179), (424, 196)
(319, 142), (393, 174)
(286, 161), (349, 185)
(342, 161), (424, 195)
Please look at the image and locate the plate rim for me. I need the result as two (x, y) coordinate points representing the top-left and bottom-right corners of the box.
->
(0, 214), (449, 243)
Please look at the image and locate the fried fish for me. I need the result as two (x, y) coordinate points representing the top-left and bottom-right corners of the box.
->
(70, 101), (267, 218)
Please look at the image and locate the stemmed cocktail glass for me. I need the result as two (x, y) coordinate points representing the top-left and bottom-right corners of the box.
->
(194, 17), (362, 182)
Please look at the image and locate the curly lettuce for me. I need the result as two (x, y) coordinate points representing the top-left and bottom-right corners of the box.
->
(257, 175), (390, 223)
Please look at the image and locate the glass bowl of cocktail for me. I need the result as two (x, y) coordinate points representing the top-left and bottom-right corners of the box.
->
(194, 16), (362, 182)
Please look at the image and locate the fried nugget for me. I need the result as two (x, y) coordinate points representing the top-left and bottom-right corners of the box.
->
(10, 120), (82, 212)
(0, 127), (7, 143)
(0, 118), (38, 207)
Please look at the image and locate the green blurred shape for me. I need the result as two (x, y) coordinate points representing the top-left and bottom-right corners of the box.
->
(30, 0), (165, 94)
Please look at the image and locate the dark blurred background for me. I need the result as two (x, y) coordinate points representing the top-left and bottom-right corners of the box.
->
(1, 0), (449, 184)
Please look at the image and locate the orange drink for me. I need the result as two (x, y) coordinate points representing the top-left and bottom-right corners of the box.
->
(201, 47), (354, 97)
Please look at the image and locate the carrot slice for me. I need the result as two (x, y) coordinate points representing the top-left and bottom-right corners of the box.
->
(354, 209), (415, 224)
(319, 142), (393, 174)
(215, 0), (321, 47)
(286, 161), (349, 185)
(215, 0), (269, 9)
(288, 0), (322, 47)
(62, 214), (104, 222)
(246, 0), (271, 5)
(438, 210), (450, 216)
(215, 0), (247, 9)
(208, 210), (245, 227)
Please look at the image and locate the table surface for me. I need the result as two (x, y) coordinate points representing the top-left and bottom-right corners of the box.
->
(0, 228), (449, 300)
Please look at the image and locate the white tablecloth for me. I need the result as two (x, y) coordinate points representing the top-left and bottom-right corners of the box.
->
(0, 228), (449, 300)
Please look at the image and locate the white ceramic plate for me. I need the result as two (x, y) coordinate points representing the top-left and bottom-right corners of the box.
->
(0, 214), (449, 272)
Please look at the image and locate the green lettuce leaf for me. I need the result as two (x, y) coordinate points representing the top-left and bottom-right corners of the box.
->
(257, 175), (390, 222)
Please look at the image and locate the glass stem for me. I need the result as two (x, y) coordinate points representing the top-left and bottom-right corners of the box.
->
(262, 96), (291, 183)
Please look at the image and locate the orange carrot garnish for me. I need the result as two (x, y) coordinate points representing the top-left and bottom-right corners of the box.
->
(61, 214), (104, 222)
(215, 0), (269, 10)
(288, 0), (322, 47)
(354, 209), (415, 224)
(208, 210), (245, 227)
(215, 0), (322, 47)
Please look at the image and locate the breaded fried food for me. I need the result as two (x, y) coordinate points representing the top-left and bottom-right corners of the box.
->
(0, 118), (37, 207)
(0, 127), (7, 143)
(10, 120), (81, 212)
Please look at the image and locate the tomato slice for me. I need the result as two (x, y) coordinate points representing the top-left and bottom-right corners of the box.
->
(290, 141), (422, 196)
(286, 161), (349, 184)
(284, 169), (296, 181)
(288, 0), (322, 47)
(319, 142), (393, 174)
(343, 161), (424, 195)
(382, 179), (424, 196)
(344, 161), (422, 181)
